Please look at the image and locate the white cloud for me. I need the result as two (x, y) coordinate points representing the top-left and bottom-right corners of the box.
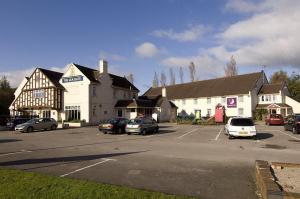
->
(135, 42), (161, 58)
(152, 24), (207, 42)
(219, 0), (300, 67)
(99, 51), (127, 61)
(0, 66), (67, 88)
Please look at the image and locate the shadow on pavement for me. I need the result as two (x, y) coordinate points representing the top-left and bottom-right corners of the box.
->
(0, 151), (147, 166)
(0, 139), (22, 144)
(256, 133), (274, 140)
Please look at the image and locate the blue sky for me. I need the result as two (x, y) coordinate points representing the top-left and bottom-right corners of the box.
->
(1, 0), (299, 92)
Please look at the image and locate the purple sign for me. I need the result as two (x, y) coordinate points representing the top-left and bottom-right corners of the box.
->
(227, 97), (237, 108)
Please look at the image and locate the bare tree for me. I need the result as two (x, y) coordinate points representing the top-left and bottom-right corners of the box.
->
(189, 62), (196, 82)
(169, 68), (176, 85)
(160, 72), (167, 87)
(224, 56), (238, 77)
(179, 66), (184, 84)
(152, 72), (159, 88)
(126, 73), (134, 84)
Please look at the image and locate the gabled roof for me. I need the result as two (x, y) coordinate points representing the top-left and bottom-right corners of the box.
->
(258, 83), (283, 94)
(115, 95), (177, 108)
(73, 63), (139, 91)
(143, 72), (263, 99)
(38, 68), (63, 88)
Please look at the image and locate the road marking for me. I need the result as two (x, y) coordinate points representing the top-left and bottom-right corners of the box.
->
(214, 127), (223, 141)
(60, 158), (116, 177)
(0, 149), (32, 157)
(277, 130), (300, 141)
(177, 128), (199, 139)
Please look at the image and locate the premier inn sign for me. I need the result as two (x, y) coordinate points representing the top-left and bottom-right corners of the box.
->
(62, 75), (83, 83)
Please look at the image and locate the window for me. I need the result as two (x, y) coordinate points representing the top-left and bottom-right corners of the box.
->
(130, 108), (136, 113)
(261, 96), (264, 101)
(194, 99), (198, 105)
(182, 99), (186, 105)
(207, 109), (211, 117)
(117, 109), (122, 117)
(42, 110), (51, 118)
(65, 106), (81, 121)
(238, 95), (244, 102)
(33, 89), (45, 98)
(92, 106), (96, 116)
(92, 86), (96, 97)
(123, 91), (127, 98)
(238, 108), (244, 116)
(207, 98), (211, 104)
(221, 97), (226, 103)
(273, 95), (276, 101)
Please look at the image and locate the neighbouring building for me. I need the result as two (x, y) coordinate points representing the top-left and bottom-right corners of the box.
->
(144, 71), (300, 118)
(115, 88), (177, 122)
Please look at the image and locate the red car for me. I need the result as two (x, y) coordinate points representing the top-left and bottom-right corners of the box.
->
(265, 114), (285, 125)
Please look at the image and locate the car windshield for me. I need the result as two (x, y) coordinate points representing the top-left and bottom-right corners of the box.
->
(231, 118), (254, 126)
(271, 114), (282, 118)
(128, 119), (142, 125)
(27, 119), (37, 123)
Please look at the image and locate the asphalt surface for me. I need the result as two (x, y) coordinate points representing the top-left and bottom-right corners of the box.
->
(0, 123), (300, 199)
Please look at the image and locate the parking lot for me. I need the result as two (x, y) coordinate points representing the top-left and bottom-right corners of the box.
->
(0, 123), (300, 199)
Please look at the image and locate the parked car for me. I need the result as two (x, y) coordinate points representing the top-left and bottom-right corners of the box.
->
(265, 114), (285, 125)
(126, 118), (159, 135)
(284, 115), (300, 134)
(15, 118), (57, 133)
(224, 117), (257, 139)
(6, 118), (31, 130)
(98, 118), (129, 134)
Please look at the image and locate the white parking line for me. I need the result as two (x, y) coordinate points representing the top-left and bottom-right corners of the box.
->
(60, 158), (116, 177)
(277, 130), (300, 141)
(177, 128), (200, 139)
(0, 149), (32, 157)
(214, 127), (223, 141)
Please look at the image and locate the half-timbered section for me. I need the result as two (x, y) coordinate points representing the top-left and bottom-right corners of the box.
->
(10, 68), (63, 120)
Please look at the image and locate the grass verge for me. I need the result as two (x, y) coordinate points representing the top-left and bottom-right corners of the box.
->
(0, 169), (194, 199)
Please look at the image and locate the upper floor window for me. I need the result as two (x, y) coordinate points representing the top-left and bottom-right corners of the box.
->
(207, 98), (211, 104)
(261, 96), (264, 101)
(194, 99), (198, 105)
(92, 86), (96, 97)
(273, 95), (276, 101)
(238, 95), (244, 103)
(238, 108), (244, 116)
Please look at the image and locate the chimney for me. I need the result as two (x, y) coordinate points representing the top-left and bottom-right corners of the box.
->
(99, 59), (108, 74)
(162, 87), (167, 98)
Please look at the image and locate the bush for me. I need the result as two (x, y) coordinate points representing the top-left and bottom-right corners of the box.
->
(253, 109), (268, 120)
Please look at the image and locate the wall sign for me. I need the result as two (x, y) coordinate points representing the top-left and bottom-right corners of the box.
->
(62, 75), (83, 83)
(227, 97), (237, 108)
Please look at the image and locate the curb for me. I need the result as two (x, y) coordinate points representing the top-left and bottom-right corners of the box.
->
(255, 160), (300, 199)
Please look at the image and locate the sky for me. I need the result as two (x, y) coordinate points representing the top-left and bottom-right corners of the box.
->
(1, 0), (300, 93)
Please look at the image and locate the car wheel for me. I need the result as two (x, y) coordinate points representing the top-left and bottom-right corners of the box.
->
(155, 127), (159, 133)
(51, 125), (57, 130)
(252, 135), (257, 140)
(118, 128), (122, 134)
(228, 134), (234, 139)
(27, 127), (33, 133)
(142, 129), (147, 136)
(103, 131), (107, 134)
(292, 127), (297, 134)
(127, 132), (131, 135)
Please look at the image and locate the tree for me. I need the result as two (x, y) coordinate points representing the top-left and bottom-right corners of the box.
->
(287, 73), (300, 102)
(152, 72), (159, 88)
(169, 68), (176, 85)
(0, 76), (10, 90)
(270, 70), (288, 84)
(224, 56), (238, 77)
(126, 74), (134, 84)
(0, 76), (14, 116)
(160, 72), (167, 87)
(179, 66), (184, 84)
(189, 62), (196, 82)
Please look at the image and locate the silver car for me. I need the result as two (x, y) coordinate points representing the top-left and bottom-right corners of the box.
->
(126, 118), (159, 135)
(15, 118), (58, 133)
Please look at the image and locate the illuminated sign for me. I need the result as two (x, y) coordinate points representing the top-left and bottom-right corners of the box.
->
(227, 97), (237, 108)
(62, 75), (83, 83)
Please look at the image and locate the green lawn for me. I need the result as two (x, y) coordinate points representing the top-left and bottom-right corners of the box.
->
(0, 169), (194, 199)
